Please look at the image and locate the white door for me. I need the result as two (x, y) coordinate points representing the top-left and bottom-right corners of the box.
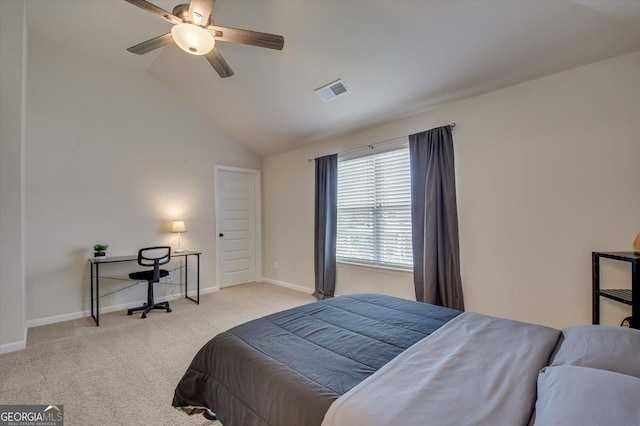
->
(217, 168), (259, 287)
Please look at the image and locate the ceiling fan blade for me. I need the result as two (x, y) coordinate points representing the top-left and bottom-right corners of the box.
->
(124, 0), (181, 25)
(209, 25), (284, 50)
(205, 47), (234, 78)
(127, 33), (173, 55)
(188, 0), (215, 25)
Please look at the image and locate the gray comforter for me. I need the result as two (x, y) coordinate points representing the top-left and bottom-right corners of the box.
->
(172, 293), (461, 426)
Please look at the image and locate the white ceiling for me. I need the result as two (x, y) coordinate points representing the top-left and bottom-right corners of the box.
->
(26, 0), (640, 157)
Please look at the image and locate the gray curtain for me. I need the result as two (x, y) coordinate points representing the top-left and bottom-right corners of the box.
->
(409, 126), (464, 310)
(314, 154), (338, 300)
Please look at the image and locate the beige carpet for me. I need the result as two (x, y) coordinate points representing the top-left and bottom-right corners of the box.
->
(0, 282), (315, 426)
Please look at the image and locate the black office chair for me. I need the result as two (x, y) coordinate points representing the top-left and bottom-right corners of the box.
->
(127, 246), (172, 318)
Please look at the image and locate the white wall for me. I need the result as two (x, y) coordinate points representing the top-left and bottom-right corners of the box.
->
(24, 35), (261, 325)
(262, 50), (640, 329)
(0, 0), (28, 353)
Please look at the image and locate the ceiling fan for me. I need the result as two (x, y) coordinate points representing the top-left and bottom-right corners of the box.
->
(124, 0), (284, 78)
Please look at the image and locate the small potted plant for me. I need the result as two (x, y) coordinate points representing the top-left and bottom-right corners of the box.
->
(93, 244), (109, 258)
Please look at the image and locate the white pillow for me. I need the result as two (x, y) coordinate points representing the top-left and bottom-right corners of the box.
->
(535, 366), (640, 426)
(550, 325), (640, 378)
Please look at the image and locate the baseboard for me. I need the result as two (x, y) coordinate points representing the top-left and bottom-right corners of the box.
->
(0, 337), (26, 355)
(26, 310), (87, 328)
(188, 286), (218, 297)
(26, 285), (219, 329)
(261, 278), (312, 294)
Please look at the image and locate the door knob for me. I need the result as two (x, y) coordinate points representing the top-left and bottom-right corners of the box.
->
(219, 233), (224, 237)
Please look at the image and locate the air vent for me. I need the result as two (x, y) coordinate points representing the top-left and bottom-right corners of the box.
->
(315, 79), (350, 102)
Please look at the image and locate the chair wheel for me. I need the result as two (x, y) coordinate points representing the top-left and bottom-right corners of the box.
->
(202, 410), (217, 420)
(141, 314), (147, 319)
(127, 310), (132, 315)
(167, 308), (172, 313)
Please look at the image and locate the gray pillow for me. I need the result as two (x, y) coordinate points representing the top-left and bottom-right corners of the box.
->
(535, 366), (640, 426)
(550, 325), (640, 378)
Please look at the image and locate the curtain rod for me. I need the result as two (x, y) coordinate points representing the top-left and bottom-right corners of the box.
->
(307, 123), (456, 162)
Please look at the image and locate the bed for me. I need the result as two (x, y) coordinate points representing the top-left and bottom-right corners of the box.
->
(172, 293), (640, 426)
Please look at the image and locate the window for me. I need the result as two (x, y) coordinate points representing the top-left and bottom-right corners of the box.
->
(337, 144), (413, 269)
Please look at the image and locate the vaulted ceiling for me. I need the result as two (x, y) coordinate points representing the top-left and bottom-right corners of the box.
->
(26, 0), (640, 156)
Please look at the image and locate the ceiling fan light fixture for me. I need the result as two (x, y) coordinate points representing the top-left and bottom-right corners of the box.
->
(171, 23), (215, 55)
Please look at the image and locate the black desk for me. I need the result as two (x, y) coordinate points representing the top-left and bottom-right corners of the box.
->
(89, 250), (201, 326)
(592, 251), (639, 329)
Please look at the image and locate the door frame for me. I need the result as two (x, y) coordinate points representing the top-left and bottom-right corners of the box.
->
(214, 165), (262, 289)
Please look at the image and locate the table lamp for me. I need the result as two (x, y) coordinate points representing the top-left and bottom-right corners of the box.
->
(172, 220), (186, 253)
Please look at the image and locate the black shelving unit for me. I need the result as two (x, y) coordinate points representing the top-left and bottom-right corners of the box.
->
(592, 251), (639, 329)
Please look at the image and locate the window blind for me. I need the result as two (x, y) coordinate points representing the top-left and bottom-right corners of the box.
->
(337, 147), (413, 269)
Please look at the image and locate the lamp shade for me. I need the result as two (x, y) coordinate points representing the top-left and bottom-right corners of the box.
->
(172, 220), (186, 233)
(171, 23), (215, 55)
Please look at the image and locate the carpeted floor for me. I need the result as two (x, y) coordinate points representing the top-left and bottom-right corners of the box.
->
(0, 282), (315, 425)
